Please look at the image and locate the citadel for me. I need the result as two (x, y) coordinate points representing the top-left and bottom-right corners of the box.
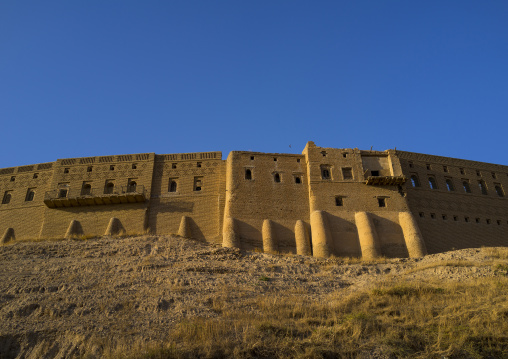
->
(1, 142), (507, 258)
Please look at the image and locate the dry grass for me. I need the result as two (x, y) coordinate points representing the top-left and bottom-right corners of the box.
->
(107, 276), (508, 359)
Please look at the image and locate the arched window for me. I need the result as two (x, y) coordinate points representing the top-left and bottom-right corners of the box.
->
(2, 191), (11, 204)
(320, 165), (331, 180)
(245, 169), (252, 180)
(274, 173), (281, 183)
(169, 180), (177, 192)
(127, 181), (137, 193)
(105, 182), (114, 194)
(478, 180), (488, 195)
(81, 184), (92, 195)
(410, 175), (420, 187)
(25, 189), (35, 201)
(428, 177), (438, 190)
(495, 185), (504, 197)
(463, 181), (471, 193)
(445, 179), (455, 191)
(295, 176), (301, 184)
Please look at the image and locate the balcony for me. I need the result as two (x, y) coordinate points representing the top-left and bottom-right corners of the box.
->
(44, 185), (146, 208)
(364, 175), (407, 186)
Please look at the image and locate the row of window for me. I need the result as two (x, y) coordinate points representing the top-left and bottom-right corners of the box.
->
(167, 177), (203, 192)
(410, 174), (505, 197)
(334, 196), (387, 208)
(419, 212), (506, 225)
(62, 163), (140, 174)
(409, 161), (504, 179)
(321, 166), (353, 180)
(2, 189), (35, 204)
(244, 169), (303, 183)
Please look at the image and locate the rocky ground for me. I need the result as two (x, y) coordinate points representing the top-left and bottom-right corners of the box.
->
(0, 235), (506, 359)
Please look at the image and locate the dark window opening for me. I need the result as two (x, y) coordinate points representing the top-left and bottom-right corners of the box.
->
(459, 168), (465, 175)
(463, 181), (472, 193)
(486, 219), (491, 224)
(497, 220), (501, 225)
(273, 157), (277, 161)
(443, 166), (448, 172)
(110, 165), (115, 171)
(335, 196), (343, 206)
(172, 163), (177, 169)
(127, 181), (137, 193)
(453, 216), (458, 221)
(476, 170), (481, 176)
(426, 164), (431, 170)
(245, 169), (252, 180)
(197, 162), (202, 168)
(169, 180), (177, 192)
(104, 182), (114, 194)
(408, 161), (414, 168)
(410, 175), (420, 187)
(475, 218), (480, 224)
(274, 173), (281, 183)
(2, 191), (11, 204)
(419, 212), (424, 218)
(296, 158), (300, 163)
(342, 167), (353, 180)
(478, 180), (488, 195)
(442, 214), (447, 220)
(64, 168), (69, 174)
(33, 173), (38, 179)
(295, 176), (301, 184)
(371, 170), (380, 176)
(87, 166), (93, 172)
(446, 179), (455, 191)
(25, 189), (35, 202)
(321, 151), (327, 157)
(378, 198), (386, 207)
(194, 177), (203, 191)
(10, 176), (15, 182)
(132, 164), (137, 170)
(343, 153), (348, 158)
(465, 217), (469, 222)
(250, 156), (254, 160)
(495, 185), (504, 197)
(492, 172), (497, 179)
(428, 177), (438, 190)
(321, 166), (331, 180)
(81, 184), (92, 195)
(430, 213), (436, 219)
(58, 189), (68, 198)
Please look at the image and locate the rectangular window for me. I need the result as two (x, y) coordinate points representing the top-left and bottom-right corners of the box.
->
(370, 170), (379, 176)
(459, 168), (465, 175)
(377, 198), (386, 207)
(419, 212), (424, 218)
(168, 178), (178, 192)
(25, 188), (36, 201)
(194, 177), (203, 191)
(342, 167), (353, 180)
(478, 180), (488, 195)
(320, 165), (331, 180)
(197, 162), (202, 168)
(443, 165), (448, 172)
(2, 191), (12, 204)
(430, 213), (436, 219)
(335, 196), (343, 206)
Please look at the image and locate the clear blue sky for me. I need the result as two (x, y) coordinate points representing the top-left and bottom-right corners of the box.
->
(1, 1), (507, 167)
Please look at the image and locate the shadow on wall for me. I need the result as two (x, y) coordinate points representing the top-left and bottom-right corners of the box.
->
(326, 213), (362, 258)
(235, 220), (262, 251)
(371, 214), (409, 258)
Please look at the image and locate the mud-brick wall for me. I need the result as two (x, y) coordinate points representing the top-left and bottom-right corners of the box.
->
(398, 151), (508, 253)
(147, 151), (225, 243)
(39, 153), (155, 238)
(224, 151), (310, 253)
(303, 142), (411, 258)
(0, 163), (55, 240)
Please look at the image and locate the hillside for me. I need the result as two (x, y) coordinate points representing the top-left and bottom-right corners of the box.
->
(0, 236), (507, 359)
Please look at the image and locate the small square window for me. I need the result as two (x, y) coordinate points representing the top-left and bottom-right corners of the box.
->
(426, 164), (431, 170)
(443, 166), (448, 172)
(197, 162), (202, 168)
(250, 156), (254, 160)
(294, 176), (302, 184)
(486, 219), (491, 224)
(343, 153), (347, 158)
(321, 151), (327, 157)
(419, 212), (424, 218)
(475, 218), (480, 224)
(453, 216), (458, 221)
(476, 170), (481, 176)
(64, 168), (70, 174)
(465, 217), (469, 223)
(378, 198), (386, 207)
(273, 157), (277, 161)
(172, 163), (177, 169)
(335, 196), (343, 206)
(459, 168), (465, 175)
(408, 161), (414, 168)
(430, 213), (436, 219)
(497, 220), (501, 225)
(33, 173), (38, 179)
(442, 214), (447, 220)
(110, 165), (115, 171)
(296, 158), (300, 163)
(371, 170), (379, 176)
(87, 166), (93, 172)
(132, 163), (137, 170)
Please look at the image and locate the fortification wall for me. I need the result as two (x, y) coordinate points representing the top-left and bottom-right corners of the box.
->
(398, 151), (508, 254)
(223, 151), (310, 253)
(147, 151), (225, 243)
